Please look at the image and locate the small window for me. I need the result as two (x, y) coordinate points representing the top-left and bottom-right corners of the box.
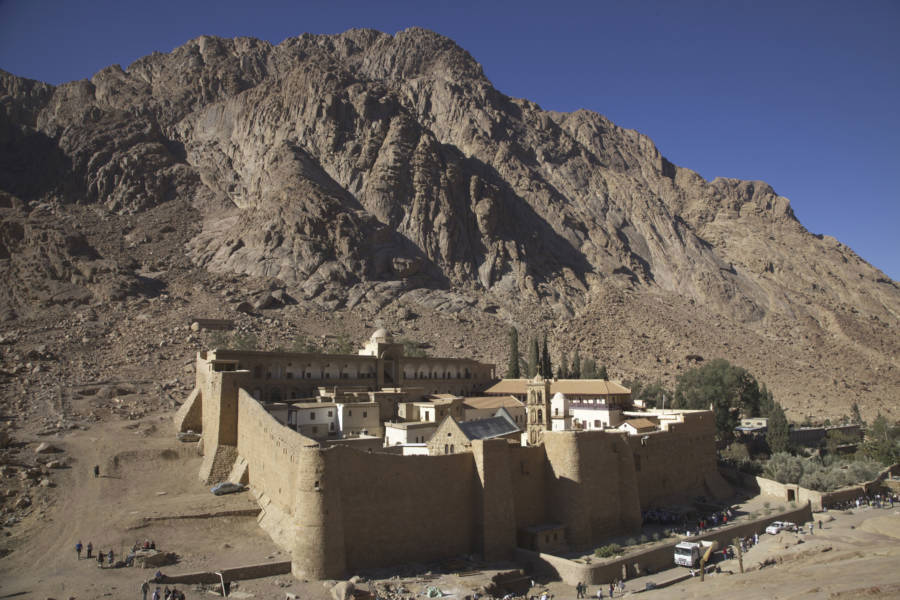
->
(444, 444), (449, 454)
(349, 409), (353, 416)
(311, 412), (316, 420)
(363, 411), (367, 418)
(328, 410), (333, 417)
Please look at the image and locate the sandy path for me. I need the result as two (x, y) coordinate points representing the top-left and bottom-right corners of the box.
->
(0, 415), (280, 599)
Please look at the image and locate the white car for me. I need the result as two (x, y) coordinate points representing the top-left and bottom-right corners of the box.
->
(765, 521), (787, 535)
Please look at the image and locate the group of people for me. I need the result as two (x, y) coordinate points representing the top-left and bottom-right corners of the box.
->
(75, 540), (116, 567)
(141, 581), (185, 600)
(574, 580), (625, 599)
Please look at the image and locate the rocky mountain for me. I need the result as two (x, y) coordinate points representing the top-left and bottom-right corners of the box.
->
(1, 27), (897, 423)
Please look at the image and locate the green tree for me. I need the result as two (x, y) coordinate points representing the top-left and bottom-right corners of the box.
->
(507, 327), (521, 378)
(758, 384), (775, 418)
(850, 402), (865, 427)
(623, 378), (672, 409)
(598, 364), (609, 380)
(582, 357), (597, 379)
(673, 359), (764, 442)
(541, 333), (552, 378)
(767, 402), (791, 454)
(571, 350), (581, 379)
(557, 352), (569, 379)
(861, 413), (900, 466)
(528, 337), (540, 378)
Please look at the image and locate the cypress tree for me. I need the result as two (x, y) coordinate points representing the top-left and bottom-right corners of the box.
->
(528, 337), (540, 378)
(558, 352), (569, 379)
(572, 350), (581, 379)
(541, 333), (552, 378)
(598, 364), (609, 380)
(767, 402), (791, 454)
(507, 327), (520, 378)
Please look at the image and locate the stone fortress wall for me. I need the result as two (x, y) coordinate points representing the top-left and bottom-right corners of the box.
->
(179, 347), (727, 580)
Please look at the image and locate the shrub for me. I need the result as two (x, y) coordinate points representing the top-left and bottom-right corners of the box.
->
(624, 537), (638, 547)
(765, 453), (883, 492)
(639, 534), (649, 544)
(651, 532), (661, 542)
(594, 543), (623, 558)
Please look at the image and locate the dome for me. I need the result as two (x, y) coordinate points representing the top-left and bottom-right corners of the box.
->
(370, 328), (392, 342)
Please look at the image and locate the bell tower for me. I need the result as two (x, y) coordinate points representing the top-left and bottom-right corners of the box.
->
(526, 375), (551, 445)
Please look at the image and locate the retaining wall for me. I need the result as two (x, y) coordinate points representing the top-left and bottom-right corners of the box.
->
(517, 502), (813, 585)
(155, 560), (292, 585)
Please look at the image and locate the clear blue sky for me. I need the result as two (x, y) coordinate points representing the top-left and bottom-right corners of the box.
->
(2, 0), (898, 280)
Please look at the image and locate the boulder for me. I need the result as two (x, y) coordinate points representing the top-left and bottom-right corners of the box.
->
(135, 549), (176, 568)
(35, 442), (61, 454)
(253, 292), (278, 310)
(235, 302), (254, 314)
(331, 580), (355, 600)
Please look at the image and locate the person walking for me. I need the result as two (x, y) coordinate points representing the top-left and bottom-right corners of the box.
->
(152, 587), (161, 600)
(809, 522), (814, 535)
(93, 465), (100, 478)
(75, 540), (83, 559)
(609, 582), (615, 597)
(108, 548), (115, 567)
(86, 541), (93, 558)
(141, 580), (150, 600)
(97, 551), (104, 568)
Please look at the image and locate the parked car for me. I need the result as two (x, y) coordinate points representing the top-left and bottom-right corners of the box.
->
(177, 431), (201, 442)
(210, 482), (244, 495)
(766, 521), (789, 535)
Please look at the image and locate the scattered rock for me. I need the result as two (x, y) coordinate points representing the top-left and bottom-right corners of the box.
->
(35, 442), (62, 454)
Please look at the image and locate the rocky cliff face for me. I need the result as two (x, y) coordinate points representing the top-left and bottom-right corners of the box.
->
(1, 28), (897, 420)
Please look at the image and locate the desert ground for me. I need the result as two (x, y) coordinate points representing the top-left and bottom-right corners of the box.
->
(2, 404), (900, 600)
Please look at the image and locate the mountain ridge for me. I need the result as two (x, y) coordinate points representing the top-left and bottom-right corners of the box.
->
(0, 27), (897, 422)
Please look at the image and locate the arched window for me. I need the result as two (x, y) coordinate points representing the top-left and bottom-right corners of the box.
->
(537, 409), (543, 422)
